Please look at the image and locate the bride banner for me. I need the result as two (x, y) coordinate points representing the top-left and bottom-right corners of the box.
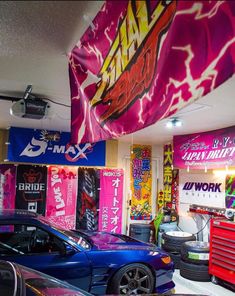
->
(69, 0), (235, 144)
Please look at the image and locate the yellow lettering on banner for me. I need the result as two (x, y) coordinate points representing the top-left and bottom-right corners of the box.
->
(164, 166), (173, 183)
(91, 0), (168, 106)
(164, 184), (172, 202)
(164, 148), (172, 165)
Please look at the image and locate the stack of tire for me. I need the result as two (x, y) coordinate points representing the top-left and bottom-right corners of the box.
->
(180, 241), (210, 282)
(161, 231), (196, 269)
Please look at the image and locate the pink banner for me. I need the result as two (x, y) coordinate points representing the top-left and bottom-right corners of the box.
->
(46, 166), (77, 229)
(69, 0), (235, 144)
(173, 125), (235, 169)
(0, 164), (16, 210)
(98, 169), (124, 233)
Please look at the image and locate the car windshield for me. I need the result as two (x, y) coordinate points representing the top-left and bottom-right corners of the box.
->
(38, 216), (91, 250)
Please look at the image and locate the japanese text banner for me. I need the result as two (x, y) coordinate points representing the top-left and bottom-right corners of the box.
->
(46, 166), (77, 229)
(69, 0), (235, 144)
(130, 145), (152, 220)
(98, 169), (124, 233)
(173, 125), (235, 169)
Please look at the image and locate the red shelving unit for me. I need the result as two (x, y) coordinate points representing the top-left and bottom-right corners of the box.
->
(209, 218), (235, 286)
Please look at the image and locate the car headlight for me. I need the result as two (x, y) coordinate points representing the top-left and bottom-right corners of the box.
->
(161, 256), (171, 264)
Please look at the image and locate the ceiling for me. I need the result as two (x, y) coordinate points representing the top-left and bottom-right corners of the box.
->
(0, 1), (234, 145)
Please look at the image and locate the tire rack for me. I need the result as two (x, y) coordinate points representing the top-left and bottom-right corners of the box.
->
(209, 218), (235, 285)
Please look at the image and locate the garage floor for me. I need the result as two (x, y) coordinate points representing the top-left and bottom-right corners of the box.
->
(173, 270), (234, 296)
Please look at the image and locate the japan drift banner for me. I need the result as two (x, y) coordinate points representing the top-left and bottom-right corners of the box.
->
(46, 166), (78, 229)
(98, 169), (124, 233)
(173, 125), (235, 169)
(69, 0), (235, 144)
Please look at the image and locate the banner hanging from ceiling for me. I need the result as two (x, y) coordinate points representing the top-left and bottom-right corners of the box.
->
(98, 169), (124, 233)
(69, 0), (235, 144)
(46, 166), (78, 229)
(8, 127), (106, 166)
(173, 125), (235, 169)
(130, 144), (152, 220)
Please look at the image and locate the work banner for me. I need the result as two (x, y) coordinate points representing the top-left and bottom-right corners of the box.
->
(174, 125), (235, 169)
(98, 169), (124, 233)
(130, 145), (152, 220)
(69, 0), (235, 144)
(46, 166), (78, 229)
(15, 165), (47, 215)
(163, 144), (173, 208)
(0, 164), (16, 210)
(76, 168), (100, 231)
(179, 172), (225, 208)
(225, 175), (235, 209)
(8, 127), (106, 166)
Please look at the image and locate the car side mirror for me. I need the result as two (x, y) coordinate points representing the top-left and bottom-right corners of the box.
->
(64, 244), (76, 256)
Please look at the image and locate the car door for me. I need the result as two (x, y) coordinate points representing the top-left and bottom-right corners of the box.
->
(0, 223), (92, 291)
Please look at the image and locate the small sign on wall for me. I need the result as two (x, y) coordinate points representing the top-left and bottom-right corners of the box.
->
(179, 172), (225, 208)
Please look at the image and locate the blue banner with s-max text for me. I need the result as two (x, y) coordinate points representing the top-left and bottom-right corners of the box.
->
(7, 127), (106, 166)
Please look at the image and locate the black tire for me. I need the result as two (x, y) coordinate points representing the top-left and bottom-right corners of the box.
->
(162, 231), (196, 252)
(180, 260), (210, 282)
(181, 241), (209, 265)
(168, 251), (181, 269)
(108, 263), (154, 295)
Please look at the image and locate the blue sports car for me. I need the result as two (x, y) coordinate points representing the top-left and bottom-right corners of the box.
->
(0, 210), (174, 295)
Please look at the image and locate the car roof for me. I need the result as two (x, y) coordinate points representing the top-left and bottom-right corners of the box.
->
(0, 209), (39, 220)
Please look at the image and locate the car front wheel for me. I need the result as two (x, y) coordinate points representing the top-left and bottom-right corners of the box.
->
(108, 263), (154, 295)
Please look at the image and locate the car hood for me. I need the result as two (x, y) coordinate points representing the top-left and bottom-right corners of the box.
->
(77, 230), (156, 251)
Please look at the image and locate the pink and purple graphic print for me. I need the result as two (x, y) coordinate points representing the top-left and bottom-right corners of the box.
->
(69, 0), (235, 144)
(98, 169), (124, 234)
(46, 166), (77, 229)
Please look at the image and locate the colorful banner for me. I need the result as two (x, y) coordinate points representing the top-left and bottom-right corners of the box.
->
(174, 125), (235, 169)
(46, 166), (78, 229)
(69, 0), (235, 144)
(179, 172), (225, 208)
(225, 175), (235, 209)
(8, 127), (106, 166)
(172, 169), (179, 212)
(98, 169), (124, 233)
(130, 145), (152, 220)
(0, 164), (16, 210)
(163, 144), (173, 208)
(76, 168), (100, 231)
(15, 165), (47, 215)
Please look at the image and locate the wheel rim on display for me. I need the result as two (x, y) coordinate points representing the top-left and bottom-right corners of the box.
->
(118, 267), (152, 295)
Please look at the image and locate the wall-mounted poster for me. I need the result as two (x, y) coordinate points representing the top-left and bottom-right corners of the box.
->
(15, 165), (47, 215)
(130, 145), (152, 220)
(69, 0), (235, 144)
(225, 175), (235, 209)
(174, 125), (235, 169)
(0, 164), (16, 210)
(163, 144), (173, 208)
(98, 169), (124, 233)
(179, 172), (225, 208)
(76, 168), (100, 231)
(46, 166), (78, 229)
(8, 127), (106, 166)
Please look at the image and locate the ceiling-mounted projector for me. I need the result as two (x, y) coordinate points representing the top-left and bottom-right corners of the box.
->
(7, 85), (50, 119)
(10, 98), (50, 119)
